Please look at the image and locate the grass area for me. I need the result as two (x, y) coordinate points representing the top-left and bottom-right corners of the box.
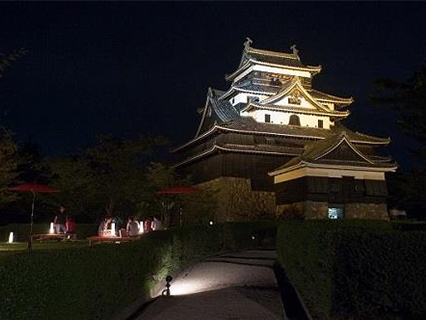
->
(0, 241), (89, 253)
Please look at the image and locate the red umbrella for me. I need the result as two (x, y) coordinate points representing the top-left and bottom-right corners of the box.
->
(157, 185), (198, 227)
(9, 183), (60, 250)
(157, 185), (198, 195)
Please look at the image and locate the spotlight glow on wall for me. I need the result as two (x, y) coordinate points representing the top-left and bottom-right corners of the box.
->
(139, 222), (144, 234)
(111, 222), (116, 236)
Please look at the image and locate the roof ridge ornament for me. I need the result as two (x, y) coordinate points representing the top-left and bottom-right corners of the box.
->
(244, 37), (253, 50)
(290, 44), (300, 59)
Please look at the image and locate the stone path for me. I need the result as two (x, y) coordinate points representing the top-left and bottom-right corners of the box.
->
(135, 249), (284, 320)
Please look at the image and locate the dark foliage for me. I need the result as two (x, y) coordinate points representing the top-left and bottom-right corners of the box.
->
(277, 220), (426, 320)
(371, 65), (426, 218)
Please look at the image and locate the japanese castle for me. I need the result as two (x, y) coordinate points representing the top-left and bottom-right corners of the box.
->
(173, 39), (397, 221)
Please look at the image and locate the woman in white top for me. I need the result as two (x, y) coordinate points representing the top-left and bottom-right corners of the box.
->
(126, 216), (140, 236)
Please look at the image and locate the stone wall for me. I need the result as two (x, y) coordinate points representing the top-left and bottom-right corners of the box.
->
(345, 203), (389, 220)
(196, 177), (390, 221)
(276, 201), (328, 220)
(196, 177), (276, 222)
(276, 201), (389, 220)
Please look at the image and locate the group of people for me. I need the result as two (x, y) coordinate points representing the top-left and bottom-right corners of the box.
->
(53, 205), (75, 234)
(98, 215), (163, 237)
(53, 204), (163, 238)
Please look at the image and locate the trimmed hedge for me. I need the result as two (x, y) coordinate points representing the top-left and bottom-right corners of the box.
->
(0, 221), (277, 320)
(0, 223), (98, 241)
(277, 220), (426, 320)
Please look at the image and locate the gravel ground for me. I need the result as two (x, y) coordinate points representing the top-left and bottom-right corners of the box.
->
(135, 249), (284, 320)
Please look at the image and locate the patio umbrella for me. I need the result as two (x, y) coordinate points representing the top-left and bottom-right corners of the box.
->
(157, 185), (198, 195)
(158, 185), (198, 226)
(9, 183), (60, 250)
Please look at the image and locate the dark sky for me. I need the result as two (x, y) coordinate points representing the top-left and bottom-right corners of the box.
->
(0, 2), (425, 168)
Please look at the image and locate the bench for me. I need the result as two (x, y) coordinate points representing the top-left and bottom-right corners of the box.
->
(87, 235), (141, 246)
(31, 233), (77, 242)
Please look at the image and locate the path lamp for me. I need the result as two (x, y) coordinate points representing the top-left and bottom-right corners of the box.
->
(8, 232), (14, 243)
(162, 275), (173, 297)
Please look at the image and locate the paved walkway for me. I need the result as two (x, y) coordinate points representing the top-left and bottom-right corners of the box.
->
(136, 249), (284, 320)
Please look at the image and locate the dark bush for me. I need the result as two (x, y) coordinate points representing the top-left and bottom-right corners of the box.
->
(277, 220), (426, 320)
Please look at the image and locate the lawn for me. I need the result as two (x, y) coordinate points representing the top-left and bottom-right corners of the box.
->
(0, 240), (89, 253)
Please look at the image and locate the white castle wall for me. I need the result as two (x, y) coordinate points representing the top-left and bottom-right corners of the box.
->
(241, 109), (331, 129)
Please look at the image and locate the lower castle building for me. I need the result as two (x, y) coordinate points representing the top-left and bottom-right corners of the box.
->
(173, 40), (397, 221)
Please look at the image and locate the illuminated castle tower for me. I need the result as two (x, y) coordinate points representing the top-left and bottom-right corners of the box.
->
(173, 39), (397, 221)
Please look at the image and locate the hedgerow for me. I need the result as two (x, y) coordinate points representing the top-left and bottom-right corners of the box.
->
(277, 220), (426, 320)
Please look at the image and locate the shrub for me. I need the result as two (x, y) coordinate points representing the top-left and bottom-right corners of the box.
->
(277, 220), (426, 320)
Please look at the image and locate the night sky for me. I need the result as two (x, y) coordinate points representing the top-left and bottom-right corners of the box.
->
(0, 2), (425, 168)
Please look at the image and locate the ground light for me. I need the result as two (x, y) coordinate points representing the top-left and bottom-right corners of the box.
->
(49, 222), (55, 234)
(8, 232), (14, 243)
(209, 220), (214, 226)
(162, 275), (173, 296)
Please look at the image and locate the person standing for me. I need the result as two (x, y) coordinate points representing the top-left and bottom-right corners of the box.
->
(152, 216), (163, 231)
(126, 216), (140, 236)
(54, 205), (67, 234)
(144, 216), (153, 233)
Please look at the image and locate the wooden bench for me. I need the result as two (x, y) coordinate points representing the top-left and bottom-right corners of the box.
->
(87, 235), (141, 246)
(31, 233), (77, 242)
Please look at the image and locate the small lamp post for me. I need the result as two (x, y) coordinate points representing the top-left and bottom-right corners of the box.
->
(162, 275), (173, 297)
(111, 222), (116, 236)
(49, 222), (55, 234)
(8, 232), (14, 244)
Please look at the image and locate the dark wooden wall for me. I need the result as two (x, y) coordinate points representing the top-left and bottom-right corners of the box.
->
(275, 176), (388, 205)
(180, 152), (291, 191)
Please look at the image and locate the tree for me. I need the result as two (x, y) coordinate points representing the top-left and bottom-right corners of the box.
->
(371, 63), (426, 218)
(372, 63), (426, 160)
(0, 129), (21, 207)
(0, 48), (26, 79)
(44, 135), (167, 222)
(143, 162), (217, 227)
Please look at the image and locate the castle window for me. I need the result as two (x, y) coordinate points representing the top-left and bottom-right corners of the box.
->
(328, 205), (344, 219)
(318, 119), (324, 128)
(289, 115), (301, 126)
(265, 114), (271, 123)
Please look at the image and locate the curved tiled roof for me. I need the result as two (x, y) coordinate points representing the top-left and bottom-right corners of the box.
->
(309, 89), (354, 107)
(245, 48), (306, 68)
(270, 132), (397, 175)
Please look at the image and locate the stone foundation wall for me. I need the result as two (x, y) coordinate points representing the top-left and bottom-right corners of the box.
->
(345, 203), (389, 220)
(276, 201), (389, 220)
(195, 177), (390, 221)
(276, 201), (328, 220)
(195, 177), (276, 222)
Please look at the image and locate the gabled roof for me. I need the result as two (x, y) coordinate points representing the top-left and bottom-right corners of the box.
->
(308, 89), (354, 108)
(269, 132), (397, 176)
(195, 88), (239, 138)
(262, 77), (345, 111)
(226, 43), (321, 81)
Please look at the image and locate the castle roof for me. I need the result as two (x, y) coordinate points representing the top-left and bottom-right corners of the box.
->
(269, 132), (397, 176)
(174, 114), (391, 155)
(226, 42), (321, 81)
